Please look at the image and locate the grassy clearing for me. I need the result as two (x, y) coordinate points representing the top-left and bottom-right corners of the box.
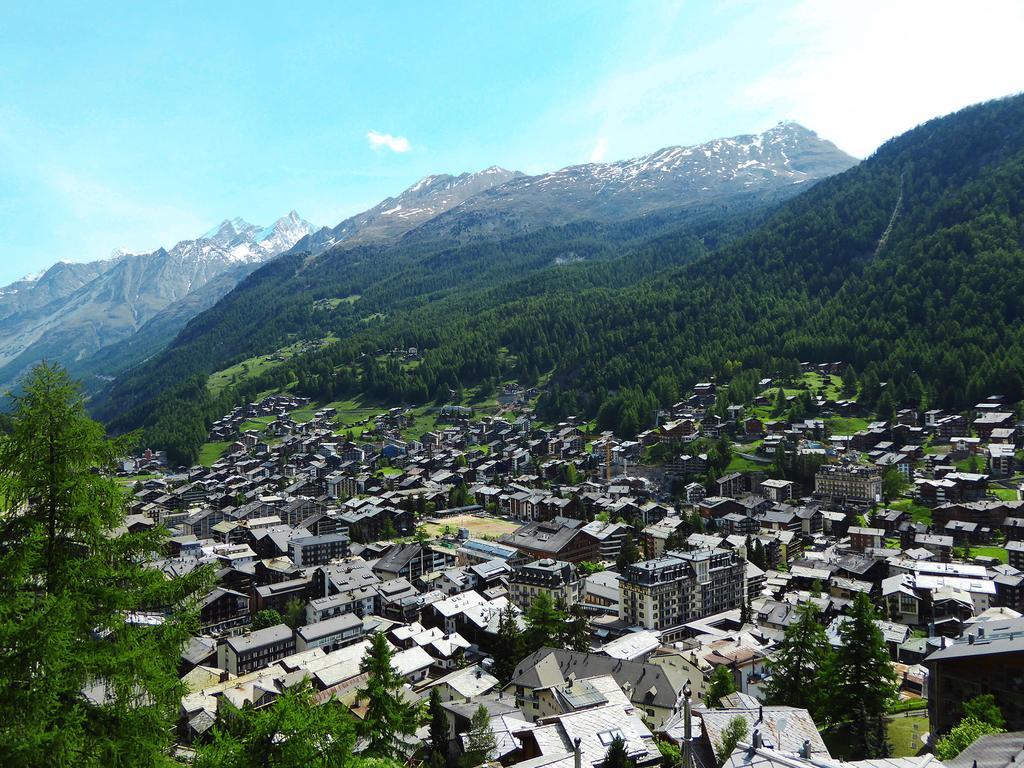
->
(207, 356), (280, 394)
(727, 455), (769, 473)
(314, 295), (360, 310)
(825, 416), (872, 434)
(991, 487), (1019, 501)
(822, 716), (927, 760)
(206, 336), (338, 394)
(239, 416), (275, 433)
(402, 408), (439, 441)
(888, 715), (928, 757)
(972, 546), (1009, 563)
(800, 372), (846, 400)
(890, 498), (933, 524)
(421, 514), (520, 540)
(199, 441), (231, 467)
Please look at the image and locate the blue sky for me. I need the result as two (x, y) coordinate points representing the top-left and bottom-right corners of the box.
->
(2, 0), (1023, 285)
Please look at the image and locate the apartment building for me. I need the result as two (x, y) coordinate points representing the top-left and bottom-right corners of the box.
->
(509, 558), (582, 610)
(619, 548), (744, 631)
(814, 463), (882, 504)
(218, 624), (296, 675)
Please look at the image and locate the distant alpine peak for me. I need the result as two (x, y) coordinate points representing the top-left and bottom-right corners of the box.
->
(403, 166), (523, 196)
(18, 269), (46, 283)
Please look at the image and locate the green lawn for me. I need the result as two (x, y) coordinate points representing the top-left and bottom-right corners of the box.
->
(325, 398), (388, 439)
(402, 408), (439, 441)
(206, 336), (338, 394)
(971, 546), (1009, 563)
(887, 715), (928, 757)
(800, 372), (847, 400)
(825, 416), (872, 434)
(890, 498), (933, 524)
(290, 404), (321, 424)
(239, 416), (274, 433)
(822, 716), (927, 760)
(991, 487), (1019, 501)
(955, 457), (982, 472)
(207, 355), (280, 394)
(198, 441), (231, 467)
(726, 455), (770, 473)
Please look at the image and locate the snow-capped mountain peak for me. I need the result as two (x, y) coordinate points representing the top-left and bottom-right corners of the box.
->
(325, 166), (524, 244)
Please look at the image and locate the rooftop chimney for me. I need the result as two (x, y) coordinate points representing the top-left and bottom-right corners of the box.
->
(574, 737), (582, 768)
(801, 740), (811, 758)
(752, 730), (763, 749)
(759, 706), (763, 723)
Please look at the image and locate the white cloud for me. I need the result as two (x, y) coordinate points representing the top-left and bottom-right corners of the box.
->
(740, 0), (1024, 157)
(558, 0), (1024, 163)
(367, 130), (411, 153)
(589, 137), (609, 163)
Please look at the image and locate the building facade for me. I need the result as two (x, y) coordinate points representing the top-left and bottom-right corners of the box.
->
(619, 548), (745, 630)
(510, 558), (582, 609)
(814, 464), (882, 504)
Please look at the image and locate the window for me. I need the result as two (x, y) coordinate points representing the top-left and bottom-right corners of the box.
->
(598, 729), (625, 746)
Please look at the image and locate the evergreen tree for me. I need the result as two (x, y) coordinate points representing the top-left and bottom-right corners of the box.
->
(829, 594), (899, 757)
(194, 680), (359, 768)
(284, 597), (307, 629)
(524, 592), (567, 654)
(739, 588), (752, 626)
(705, 665), (737, 708)
(772, 387), (788, 416)
(604, 735), (635, 768)
(493, 604), (525, 684)
(426, 686), (450, 768)
(562, 603), (592, 652)
(690, 510), (706, 534)
(0, 363), (212, 767)
(763, 603), (832, 722)
(463, 705), (497, 768)
(841, 365), (858, 396)
(616, 534), (641, 570)
(357, 632), (422, 759)
(882, 467), (908, 501)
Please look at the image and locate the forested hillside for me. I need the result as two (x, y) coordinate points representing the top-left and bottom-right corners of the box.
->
(99, 95), (1024, 464)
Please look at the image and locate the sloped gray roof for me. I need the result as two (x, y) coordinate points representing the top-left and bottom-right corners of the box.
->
(508, 647), (686, 710)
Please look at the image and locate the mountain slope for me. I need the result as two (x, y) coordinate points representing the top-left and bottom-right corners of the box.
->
(291, 167), (526, 256)
(0, 212), (314, 391)
(91, 121), (858, 462)
(402, 122), (855, 245)
(98, 95), (1024, 464)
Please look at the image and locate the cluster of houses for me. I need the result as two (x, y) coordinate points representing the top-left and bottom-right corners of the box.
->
(125, 376), (1024, 763)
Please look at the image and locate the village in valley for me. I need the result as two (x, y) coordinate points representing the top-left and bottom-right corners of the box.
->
(123, 362), (1024, 767)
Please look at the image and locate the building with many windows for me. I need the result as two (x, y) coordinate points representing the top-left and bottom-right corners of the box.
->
(217, 624), (295, 675)
(510, 558), (582, 610)
(619, 548), (745, 632)
(814, 463), (882, 504)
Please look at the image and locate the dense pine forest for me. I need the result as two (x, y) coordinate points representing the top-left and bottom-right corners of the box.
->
(95, 95), (1024, 465)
